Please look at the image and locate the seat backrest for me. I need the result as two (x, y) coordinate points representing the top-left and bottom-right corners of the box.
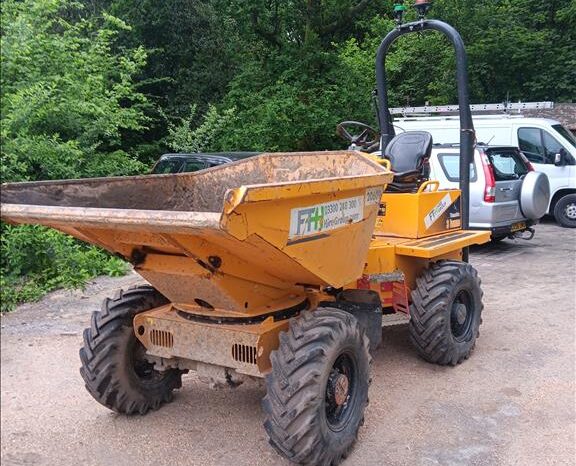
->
(384, 131), (433, 173)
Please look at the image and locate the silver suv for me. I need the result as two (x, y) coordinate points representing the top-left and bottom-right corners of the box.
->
(429, 145), (550, 241)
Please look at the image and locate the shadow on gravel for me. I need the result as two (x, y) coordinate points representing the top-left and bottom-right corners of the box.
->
(470, 217), (565, 256)
(470, 240), (529, 254)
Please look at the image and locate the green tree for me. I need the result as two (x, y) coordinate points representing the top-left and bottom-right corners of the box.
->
(209, 0), (388, 152)
(1, 0), (149, 182)
(77, 0), (244, 159)
(0, 0), (149, 310)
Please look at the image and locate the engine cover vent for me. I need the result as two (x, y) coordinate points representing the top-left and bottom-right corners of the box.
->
(232, 343), (257, 365)
(150, 329), (174, 348)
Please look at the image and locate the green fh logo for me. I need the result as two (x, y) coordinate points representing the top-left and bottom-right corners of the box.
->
(310, 206), (325, 230)
(296, 205), (325, 235)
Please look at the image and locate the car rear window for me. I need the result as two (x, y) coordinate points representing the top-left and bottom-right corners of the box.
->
(182, 160), (207, 172)
(152, 159), (185, 174)
(151, 159), (207, 174)
(437, 153), (477, 182)
(485, 149), (528, 181)
(206, 160), (228, 168)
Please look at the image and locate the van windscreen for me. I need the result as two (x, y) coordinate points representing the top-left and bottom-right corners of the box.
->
(553, 125), (576, 149)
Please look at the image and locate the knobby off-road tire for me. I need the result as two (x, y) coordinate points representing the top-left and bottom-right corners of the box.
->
(409, 260), (483, 366)
(79, 285), (183, 414)
(262, 308), (371, 466)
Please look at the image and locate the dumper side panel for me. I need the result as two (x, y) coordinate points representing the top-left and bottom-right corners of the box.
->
(376, 189), (462, 238)
(347, 229), (489, 309)
(224, 181), (390, 289)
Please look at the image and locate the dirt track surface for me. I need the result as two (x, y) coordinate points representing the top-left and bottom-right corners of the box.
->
(2, 220), (575, 466)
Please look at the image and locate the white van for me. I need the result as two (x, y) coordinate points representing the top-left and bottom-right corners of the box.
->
(395, 116), (576, 227)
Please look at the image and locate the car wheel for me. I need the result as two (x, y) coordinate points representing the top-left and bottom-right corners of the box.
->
(553, 194), (576, 228)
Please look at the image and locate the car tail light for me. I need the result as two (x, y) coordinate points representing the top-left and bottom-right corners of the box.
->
(519, 151), (535, 171)
(480, 153), (496, 203)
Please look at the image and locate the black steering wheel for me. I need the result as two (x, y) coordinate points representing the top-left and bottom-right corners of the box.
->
(336, 121), (380, 151)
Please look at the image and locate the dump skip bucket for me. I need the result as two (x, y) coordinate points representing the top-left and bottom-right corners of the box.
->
(1, 151), (392, 313)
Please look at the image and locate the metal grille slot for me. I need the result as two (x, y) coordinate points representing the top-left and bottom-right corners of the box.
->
(150, 329), (174, 348)
(232, 343), (257, 365)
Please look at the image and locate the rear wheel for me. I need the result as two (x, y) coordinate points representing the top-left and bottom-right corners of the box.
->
(79, 285), (183, 414)
(262, 309), (370, 465)
(554, 194), (576, 228)
(409, 261), (483, 366)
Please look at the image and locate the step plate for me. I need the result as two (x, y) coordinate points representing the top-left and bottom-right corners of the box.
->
(395, 230), (490, 258)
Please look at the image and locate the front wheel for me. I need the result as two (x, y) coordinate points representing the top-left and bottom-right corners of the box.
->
(409, 261), (483, 366)
(262, 309), (371, 465)
(79, 285), (183, 414)
(554, 194), (576, 228)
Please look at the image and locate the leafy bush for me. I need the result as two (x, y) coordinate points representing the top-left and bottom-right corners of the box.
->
(1, 0), (150, 182)
(1, 225), (128, 312)
(165, 104), (236, 153)
(0, 0), (147, 310)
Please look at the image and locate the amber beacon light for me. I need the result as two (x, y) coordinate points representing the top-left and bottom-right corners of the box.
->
(414, 0), (432, 18)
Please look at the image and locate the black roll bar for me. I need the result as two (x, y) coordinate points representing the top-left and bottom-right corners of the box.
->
(375, 19), (475, 262)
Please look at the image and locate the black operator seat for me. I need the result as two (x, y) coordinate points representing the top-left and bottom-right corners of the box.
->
(383, 131), (433, 193)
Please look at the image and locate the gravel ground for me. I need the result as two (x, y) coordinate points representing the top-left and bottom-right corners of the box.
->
(1, 219), (575, 466)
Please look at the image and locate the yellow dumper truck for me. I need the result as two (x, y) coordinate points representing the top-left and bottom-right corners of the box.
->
(1, 7), (491, 465)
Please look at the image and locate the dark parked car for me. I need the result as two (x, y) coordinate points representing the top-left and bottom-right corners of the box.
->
(151, 152), (260, 174)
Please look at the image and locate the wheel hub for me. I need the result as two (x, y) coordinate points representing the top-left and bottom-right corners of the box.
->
(325, 353), (357, 430)
(454, 303), (468, 325)
(132, 340), (166, 384)
(333, 374), (350, 406)
(565, 203), (576, 220)
(450, 290), (474, 341)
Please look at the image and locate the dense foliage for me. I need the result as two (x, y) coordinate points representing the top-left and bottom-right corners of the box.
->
(1, 0), (575, 309)
(0, 0), (141, 310)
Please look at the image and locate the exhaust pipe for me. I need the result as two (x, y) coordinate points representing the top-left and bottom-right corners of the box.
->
(508, 227), (535, 241)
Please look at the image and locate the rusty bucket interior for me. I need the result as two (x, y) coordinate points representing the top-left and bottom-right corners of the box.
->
(1, 151), (385, 212)
(1, 151), (393, 314)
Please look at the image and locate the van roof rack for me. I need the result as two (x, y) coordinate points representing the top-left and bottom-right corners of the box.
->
(390, 101), (554, 116)
(395, 114), (528, 122)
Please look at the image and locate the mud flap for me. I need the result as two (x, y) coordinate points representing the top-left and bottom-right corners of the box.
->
(321, 289), (383, 351)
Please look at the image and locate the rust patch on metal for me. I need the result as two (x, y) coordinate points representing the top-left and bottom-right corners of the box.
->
(1, 151), (385, 212)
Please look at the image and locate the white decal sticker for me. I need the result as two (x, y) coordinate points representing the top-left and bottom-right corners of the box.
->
(289, 196), (364, 239)
(365, 187), (383, 206)
(424, 193), (452, 229)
